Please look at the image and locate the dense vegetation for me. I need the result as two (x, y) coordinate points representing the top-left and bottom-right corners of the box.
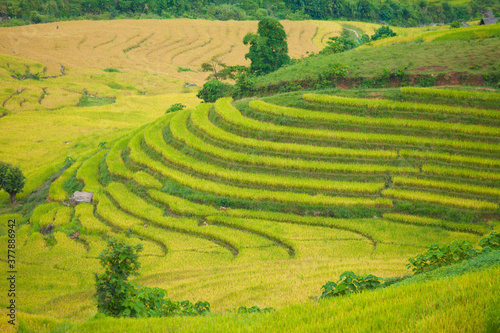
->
(1, 0), (498, 27)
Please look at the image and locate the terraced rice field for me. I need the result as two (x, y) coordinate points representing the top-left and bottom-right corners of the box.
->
(0, 19), (344, 92)
(2, 86), (497, 331)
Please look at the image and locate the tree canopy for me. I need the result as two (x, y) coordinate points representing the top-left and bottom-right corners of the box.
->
(371, 26), (397, 41)
(0, 0), (492, 28)
(0, 162), (25, 204)
(243, 17), (290, 76)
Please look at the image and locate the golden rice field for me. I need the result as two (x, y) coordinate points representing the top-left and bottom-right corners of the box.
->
(0, 19), (347, 90)
(0, 19), (499, 332)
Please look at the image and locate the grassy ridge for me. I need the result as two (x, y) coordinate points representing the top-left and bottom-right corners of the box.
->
(253, 28), (500, 87)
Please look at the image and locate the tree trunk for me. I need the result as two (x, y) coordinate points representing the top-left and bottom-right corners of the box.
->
(9, 192), (16, 204)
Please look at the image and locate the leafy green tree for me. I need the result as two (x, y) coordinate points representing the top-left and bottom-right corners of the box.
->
(197, 80), (232, 103)
(95, 237), (211, 318)
(371, 26), (397, 41)
(95, 238), (143, 317)
(0, 162), (25, 204)
(243, 17), (290, 76)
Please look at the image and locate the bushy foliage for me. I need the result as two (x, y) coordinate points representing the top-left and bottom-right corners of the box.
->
(95, 238), (210, 318)
(166, 103), (186, 114)
(479, 232), (500, 252)
(237, 305), (274, 313)
(243, 17), (290, 76)
(122, 283), (210, 317)
(0, 0), (488, 27)
(197, 80), (232, 103)
(320, 29), (362, 55)
(321, 233), (500, 300)
(0, 161), (26, 203)
(232, 71), (256, 98)
(320, 35), (358, 54)
(407, 239), (485, 274)
(316, 63), (350, 88)
(95, 238), (143, 317)
(320, 271), (383, 298)
(371, 26), (397, 41)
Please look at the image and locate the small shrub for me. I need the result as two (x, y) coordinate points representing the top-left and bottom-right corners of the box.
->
(103, 68), (121, 73)
(62, 172), (84, 195)
(177, 67), (195, 73)
(237, 305), (274, 313)
(407, 240), (480, 274)
(197, 80), (232, 103)
(320, 271), (383, 298)
(417, 76), (438, 87)
(450, 21), (461, 29)
(479, 232), (500, 252)
(483, 72), (500, 88)
(166, 103), (186, 113)
(371, 26), (397, 41)
(317, 62), (350, 86)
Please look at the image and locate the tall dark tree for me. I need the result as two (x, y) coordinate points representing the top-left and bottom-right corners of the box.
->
(243, 17), (290, 76)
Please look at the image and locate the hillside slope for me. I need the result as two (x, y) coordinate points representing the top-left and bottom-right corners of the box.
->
(252, 24), (500, 90)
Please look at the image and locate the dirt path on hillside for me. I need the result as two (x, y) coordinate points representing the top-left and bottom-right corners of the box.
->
(344, 27), (359, 39)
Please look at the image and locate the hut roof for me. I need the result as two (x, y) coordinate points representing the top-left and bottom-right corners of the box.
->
(480, 17), (498, 25)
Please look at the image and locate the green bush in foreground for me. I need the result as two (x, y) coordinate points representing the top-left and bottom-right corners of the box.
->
(479, 231), (500, 251)
(407, 232), (499, 274)
(407, 241), (480, 274)
(320, 271), (383, 298)
(95, 238), (210, 318)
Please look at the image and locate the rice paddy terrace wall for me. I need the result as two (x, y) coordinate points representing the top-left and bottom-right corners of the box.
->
(2, 87), (498, 331)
